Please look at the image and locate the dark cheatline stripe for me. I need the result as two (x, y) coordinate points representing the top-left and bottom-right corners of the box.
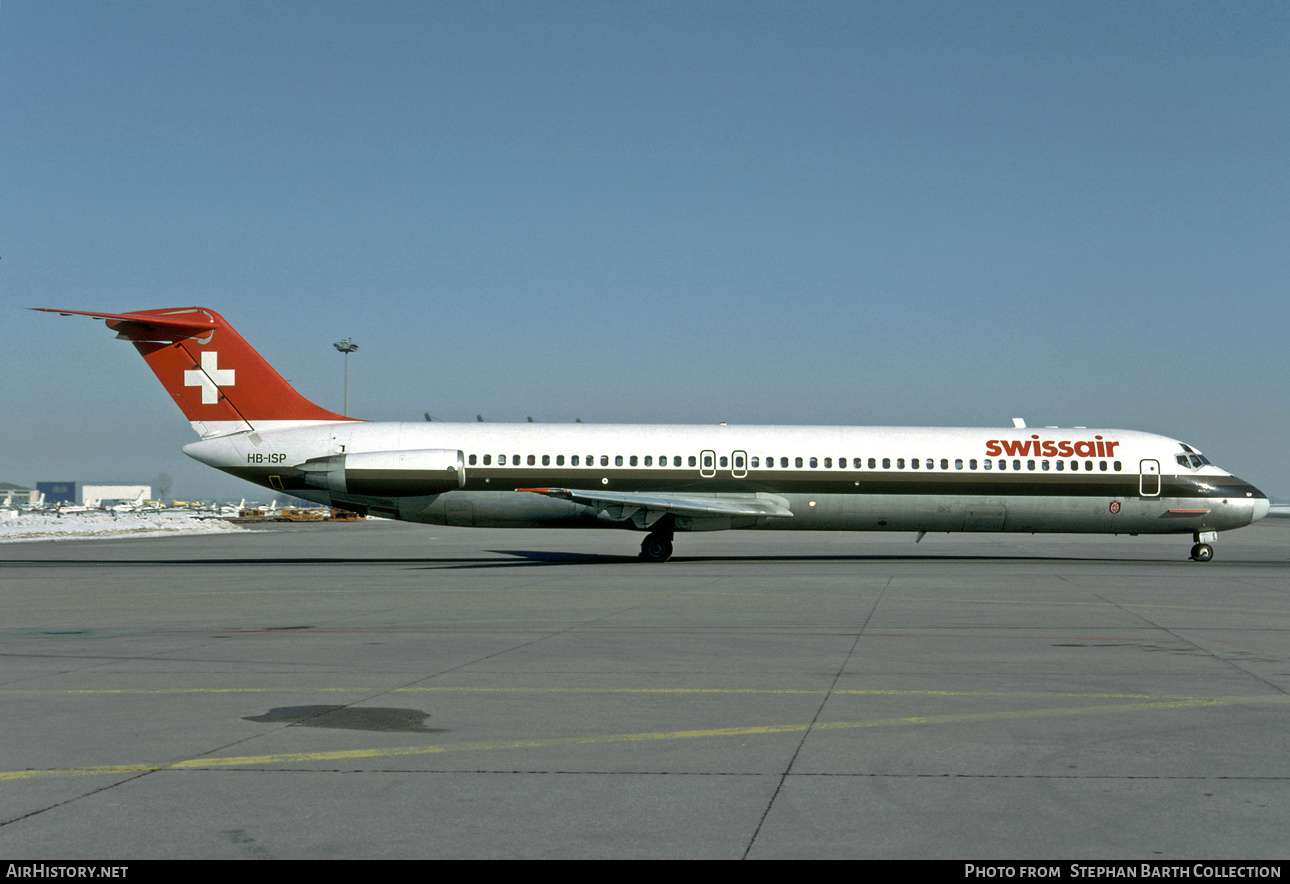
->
(228, 465), (1259, 502)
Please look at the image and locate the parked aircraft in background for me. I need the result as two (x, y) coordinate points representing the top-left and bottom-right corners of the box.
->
(35, 307), (1269, 562)
(107, 490), (152, 513)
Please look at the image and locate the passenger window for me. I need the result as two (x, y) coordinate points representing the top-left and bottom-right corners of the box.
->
(809, 457), (817, 468)
(557, 455), (564, 466)
(528, 455), (536, 466)
(499, 455), (507, 466)
(734, 455), (745, 468)
(1084, 461), (1092, 471)
(703, 454), (713, 468)
(1027, 460), (1034, 470)
(897, 458), (905, 469)
(984, 459), (992, 470)
(601, 455), (609, 467)
(630, 455), (638, 466)
(542, 455), (550, 466)
(781, 457), (789, 468)
(1056, 460), (1063, 471)
(616, 455), (624, 467)
(720, 456), (728, 468)
(1013, 460), (1020, 471)
(941, 459), (948, 470)
(824, 457), (832, 468)
(1099, 461), (1107, 471)
(1041, 460), (1049, 471)
(882, 458), (890, 469)
(970, 459), (977, 470)
(910, 458), (918, 469)
(484, 454), (492, 465)
(854, 458), (862, 469)
(751, 457), (759, 468)
(1114, 461), (1122, 471)
(955, 459), (963, 470)
(644, 456), (652, 467)
(795, 457), (804, 468)
(469, 454), (477, 465)
(869, 458), (877, 469)
(689, 456), (697, 467)
(571, 455), (579, 466)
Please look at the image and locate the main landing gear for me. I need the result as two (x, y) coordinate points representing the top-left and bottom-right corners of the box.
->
(1190, 531), (1216, 562)
(638, 515), (676, 563)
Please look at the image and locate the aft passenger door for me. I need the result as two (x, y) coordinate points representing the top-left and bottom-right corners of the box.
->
(1139, 459), (1161, 497)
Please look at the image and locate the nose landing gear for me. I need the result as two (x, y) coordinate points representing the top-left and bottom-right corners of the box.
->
(1190, 531), (1217, 562)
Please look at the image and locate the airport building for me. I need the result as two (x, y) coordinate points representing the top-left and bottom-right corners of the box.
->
(81, 485), (152, 506)
(1, 483), (40, 505)
(36, 481), (77, 505)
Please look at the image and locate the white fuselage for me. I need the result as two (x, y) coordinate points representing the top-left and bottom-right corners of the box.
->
(183, 422), (1269, 536)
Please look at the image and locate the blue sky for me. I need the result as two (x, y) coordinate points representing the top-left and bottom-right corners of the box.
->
(3, 1), (1288, 502)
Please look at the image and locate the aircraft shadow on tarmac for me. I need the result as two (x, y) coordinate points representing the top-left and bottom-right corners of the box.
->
(1, 552), (1260, 570)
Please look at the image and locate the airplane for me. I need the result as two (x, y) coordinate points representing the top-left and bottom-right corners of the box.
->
(33, 306), (1270, 563)
(108, 490), (150, 513)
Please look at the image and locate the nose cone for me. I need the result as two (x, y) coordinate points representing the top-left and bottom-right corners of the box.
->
(1227, 475), (1270, 525)
(1251, 496), (1270, 523)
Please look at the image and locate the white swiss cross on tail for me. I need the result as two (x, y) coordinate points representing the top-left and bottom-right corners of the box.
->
(184, 351), (235, 404)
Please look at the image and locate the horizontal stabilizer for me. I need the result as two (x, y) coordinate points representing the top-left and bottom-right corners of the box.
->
(29, 308), (217, 338)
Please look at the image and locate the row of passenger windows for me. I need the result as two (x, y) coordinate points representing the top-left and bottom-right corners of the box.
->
(472, 454), (692, 467)
(465, 453), (1124, 472)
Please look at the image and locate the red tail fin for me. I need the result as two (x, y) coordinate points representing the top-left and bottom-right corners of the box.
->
(32, 307), (356, 437)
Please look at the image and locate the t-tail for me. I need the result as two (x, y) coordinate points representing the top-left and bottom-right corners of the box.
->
(30, 307), (358, 438)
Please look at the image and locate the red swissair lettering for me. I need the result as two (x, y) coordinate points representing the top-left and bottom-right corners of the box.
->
(985, 435), (1120, 458)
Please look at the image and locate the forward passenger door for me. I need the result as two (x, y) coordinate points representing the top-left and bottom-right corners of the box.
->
(1139, 459), (1161, 497)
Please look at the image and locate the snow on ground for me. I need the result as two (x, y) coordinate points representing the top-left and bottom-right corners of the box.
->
(0, 509), (250, 543)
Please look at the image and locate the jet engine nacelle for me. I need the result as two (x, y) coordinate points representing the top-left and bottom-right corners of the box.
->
(296, 449), (465, 497)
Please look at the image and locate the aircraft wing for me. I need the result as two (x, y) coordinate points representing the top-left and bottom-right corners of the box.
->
(518, 487), (794, 526)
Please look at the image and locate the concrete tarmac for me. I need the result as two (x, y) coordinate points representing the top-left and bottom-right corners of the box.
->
(2, 518), (1288, 859)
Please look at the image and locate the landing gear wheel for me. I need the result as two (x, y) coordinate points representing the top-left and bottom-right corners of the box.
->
(639, 535), (673, 563)
(1190, 543), (1214, 562)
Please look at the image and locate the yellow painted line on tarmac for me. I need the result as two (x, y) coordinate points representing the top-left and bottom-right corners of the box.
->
(0, 686), (1225, 702)
(4, 693), (1285, 783)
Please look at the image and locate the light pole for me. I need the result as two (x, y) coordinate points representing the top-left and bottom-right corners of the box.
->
(333, 338), (358, 416)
